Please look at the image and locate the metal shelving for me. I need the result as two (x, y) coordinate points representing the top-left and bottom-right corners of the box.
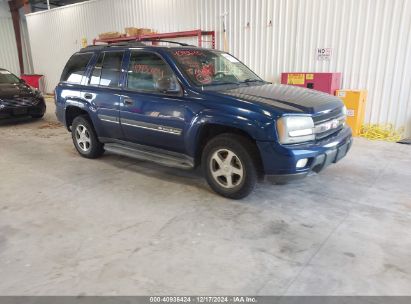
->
(93, 29), (215, 49)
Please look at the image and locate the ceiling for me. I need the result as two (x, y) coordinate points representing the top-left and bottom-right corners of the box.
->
(28, 0), (90, 12)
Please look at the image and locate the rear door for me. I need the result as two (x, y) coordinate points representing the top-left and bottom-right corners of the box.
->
(81, 51), (125, 140)
(119, 50), (190, 153)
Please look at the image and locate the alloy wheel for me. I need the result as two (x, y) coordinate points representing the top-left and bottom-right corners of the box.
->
(210, 148), (244, 188)
(75, 124), (91, 152)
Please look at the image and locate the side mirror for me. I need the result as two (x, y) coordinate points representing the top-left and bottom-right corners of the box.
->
(155, 76), (181, 94)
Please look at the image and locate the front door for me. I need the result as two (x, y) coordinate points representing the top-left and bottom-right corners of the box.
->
(119, 50), (190, 153)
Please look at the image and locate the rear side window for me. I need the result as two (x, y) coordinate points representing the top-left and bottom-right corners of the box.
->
(89, 51), (124, 87)
(61, 53), (93, 83)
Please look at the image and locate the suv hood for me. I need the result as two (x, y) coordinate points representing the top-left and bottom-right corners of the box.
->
(0, 83), (35, 99)
(216, 83), (343, 114)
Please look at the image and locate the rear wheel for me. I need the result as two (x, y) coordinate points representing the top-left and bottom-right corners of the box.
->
(71, 115), (104, 158)
(202, 134), (258, 199)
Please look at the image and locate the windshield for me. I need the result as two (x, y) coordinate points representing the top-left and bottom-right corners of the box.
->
(170, 49), (263, 86)
(0, 70), (20, 84)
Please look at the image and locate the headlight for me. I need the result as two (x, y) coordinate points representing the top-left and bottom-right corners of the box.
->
(340, 106), (347, 126)
(31, 87), (42, 97)
(342, 105), (347, 117)
(276, 116), (315, 144)
(32, 98), (40, 105)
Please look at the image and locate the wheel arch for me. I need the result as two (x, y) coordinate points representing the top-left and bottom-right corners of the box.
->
(64, 102), (93, 131)
(192, 122), (264, 177)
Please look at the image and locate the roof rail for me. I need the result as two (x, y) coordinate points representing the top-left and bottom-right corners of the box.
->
(108, 41), (146, 47)
(80, 41), (146, 52)
(141, 39), (195, 47)
(80, 45), (106, 52)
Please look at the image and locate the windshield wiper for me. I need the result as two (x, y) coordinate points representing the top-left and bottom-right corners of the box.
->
(209, 81), (240, 86)
(241, 78), (264, 83)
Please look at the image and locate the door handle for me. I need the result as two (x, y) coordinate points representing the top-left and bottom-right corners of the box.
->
(124, 98), (133, 106)
(84, 93), (93, 100)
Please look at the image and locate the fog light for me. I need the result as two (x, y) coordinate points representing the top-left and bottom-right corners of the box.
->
(296, 158), (308, 168)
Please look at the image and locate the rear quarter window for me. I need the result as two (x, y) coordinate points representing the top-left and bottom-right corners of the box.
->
(61, 53), (93, 83)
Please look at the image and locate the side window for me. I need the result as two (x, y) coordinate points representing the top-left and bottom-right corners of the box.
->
(61, 53), (93, 83)
(127, 51), (178, 92)
(99, 51), (124, 88)
(89, 53), (104, 85)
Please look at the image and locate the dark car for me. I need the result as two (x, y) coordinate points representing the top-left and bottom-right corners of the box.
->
(0, 68), (46, 119)
(55, 42), (352, 199)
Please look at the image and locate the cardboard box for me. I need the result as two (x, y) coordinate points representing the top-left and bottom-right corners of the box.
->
(125, 28), (153, 36)
(98, 32), (122, 40)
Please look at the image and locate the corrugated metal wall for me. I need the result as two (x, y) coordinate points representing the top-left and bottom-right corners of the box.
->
(0, 2), (20, 75)
(26, 0), (411, 135)
(0, 1), (33, 76)
(26, 0), (200, 95)
(20, 13), (34, 74)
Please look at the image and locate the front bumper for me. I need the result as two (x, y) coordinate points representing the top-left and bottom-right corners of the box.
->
(0, 99), (46, 119)
(257, 126), (353, 182)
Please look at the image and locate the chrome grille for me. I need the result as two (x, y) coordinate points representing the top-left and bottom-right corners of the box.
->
(0, 97), (37, 108)
(313, 107), (345, 140)
(313, 107), (344, 124)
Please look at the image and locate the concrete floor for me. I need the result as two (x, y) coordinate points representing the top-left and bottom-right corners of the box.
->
(0, 98), (410, 295)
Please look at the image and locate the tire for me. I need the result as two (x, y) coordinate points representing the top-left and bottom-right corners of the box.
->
(202, 133), (258, 199)
(71, 115), (104, 159)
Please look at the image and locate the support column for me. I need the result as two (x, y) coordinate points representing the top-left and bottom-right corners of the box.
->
(8, 0), (25, 74)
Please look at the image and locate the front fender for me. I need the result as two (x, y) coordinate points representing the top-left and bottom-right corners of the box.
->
(185, 108), (275, 156)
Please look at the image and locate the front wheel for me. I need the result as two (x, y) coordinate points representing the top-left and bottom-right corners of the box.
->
(71, 115), (104, 159)
(202, 134), (258, 199)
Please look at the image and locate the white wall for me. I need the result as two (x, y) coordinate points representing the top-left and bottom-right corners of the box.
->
(26, 0), (411, 135)
(0, 0), (20, 75)
(0, 0), (33, 76)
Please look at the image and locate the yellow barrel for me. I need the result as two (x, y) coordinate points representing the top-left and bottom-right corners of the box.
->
(336, 90), (367, 136)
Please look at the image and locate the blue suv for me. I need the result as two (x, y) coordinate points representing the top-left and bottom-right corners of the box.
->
(55, 42), (352, 199)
